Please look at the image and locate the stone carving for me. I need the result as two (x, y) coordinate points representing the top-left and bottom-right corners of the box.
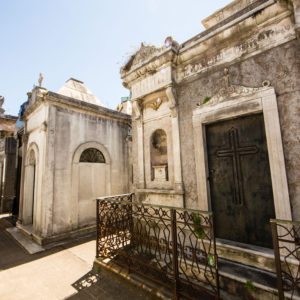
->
(292, 0), (300, 35)
(180, 21), (294, 81)
(38, 73), (44, 87)
(166, 86), (177, 117)
(122, 43), (163, 72)
(151, 129), (168, 181)
(132, 100), (142, 120)
(149, 98), (162, 111)
(40, 121), (48, 132)
(131, 66), (172, 100)
(197, 68), (271, 106)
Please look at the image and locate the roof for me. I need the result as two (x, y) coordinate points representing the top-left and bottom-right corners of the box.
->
(0, 116), (16, 132)
(57, 78), (104, 107)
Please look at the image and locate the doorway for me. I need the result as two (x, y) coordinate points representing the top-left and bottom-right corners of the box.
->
(206, 114), (275, 248)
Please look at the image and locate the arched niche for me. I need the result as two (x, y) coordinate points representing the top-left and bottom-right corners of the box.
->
(150, 129), (168, 181)
(71, 142), (111, 228)
(23, 143), (39, 225)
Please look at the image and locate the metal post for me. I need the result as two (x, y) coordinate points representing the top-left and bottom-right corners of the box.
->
(171, 209), (179, 300)
(211, 213), (220, 300)
(271, 221), (284, 300)
(96, 199), (100, 258)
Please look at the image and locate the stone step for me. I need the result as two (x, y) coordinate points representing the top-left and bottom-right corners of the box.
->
(216, 238), (275, 272)
(218, 258), (277, 300)
(94, 254), (299, 300)
(219, 258), (300, 300)
(6, 226), (45, 254)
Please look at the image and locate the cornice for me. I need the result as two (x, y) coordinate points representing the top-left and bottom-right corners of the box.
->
(46, 92), (131, 124)
(121, 48), (177, 87)
(23, 89), (131, 125)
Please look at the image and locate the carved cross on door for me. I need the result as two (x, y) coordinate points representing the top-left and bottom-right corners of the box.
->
(216, 127), (258, 205)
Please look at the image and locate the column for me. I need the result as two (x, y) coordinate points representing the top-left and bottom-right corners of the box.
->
(166, 86), (183, 192)
(133, 99), (145, 189)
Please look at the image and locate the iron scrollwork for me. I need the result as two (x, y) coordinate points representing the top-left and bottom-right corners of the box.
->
(96, 193), (220, 299)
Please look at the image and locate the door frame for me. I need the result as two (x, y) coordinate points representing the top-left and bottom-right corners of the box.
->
(71, 141), (111, 229)
(192, 86), (292, 222)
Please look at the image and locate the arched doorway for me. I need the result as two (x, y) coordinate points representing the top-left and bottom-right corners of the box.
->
(23, 148), (37, 225)
(72, 143), (111, 227)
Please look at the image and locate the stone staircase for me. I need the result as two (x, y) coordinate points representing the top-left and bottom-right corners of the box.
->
(93, 239), (300, 300)
(216, 239), (300, 300)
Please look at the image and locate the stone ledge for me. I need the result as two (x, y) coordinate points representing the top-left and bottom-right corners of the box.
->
(136, 189), (184, 195)
(93, 258), (170, 300)
(16, 222), (96, 247)
(6, 227), (45, 254)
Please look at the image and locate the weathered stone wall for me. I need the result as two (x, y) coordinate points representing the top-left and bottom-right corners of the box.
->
(20, 89), (131, 242)
(177, 40), (300, 217)
(51, 106), (130, 234)
(0, 138), (17, 212)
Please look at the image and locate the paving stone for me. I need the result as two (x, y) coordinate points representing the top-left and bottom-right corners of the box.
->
(0, 216), (158, 300)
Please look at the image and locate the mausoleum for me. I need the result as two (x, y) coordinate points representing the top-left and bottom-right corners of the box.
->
(17, 78), (131, 244)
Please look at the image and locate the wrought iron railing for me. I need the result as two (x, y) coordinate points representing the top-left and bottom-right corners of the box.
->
(271, 219), (300, 299)
(96, 194), (219, 299)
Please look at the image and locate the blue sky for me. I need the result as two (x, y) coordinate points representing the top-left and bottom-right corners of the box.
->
(0, 0), (231, 115)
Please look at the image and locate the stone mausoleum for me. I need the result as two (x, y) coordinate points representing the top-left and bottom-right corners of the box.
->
(0, 96), (18, 213)
(3, 0), (299, 297)
(17, 78), (131, 244)
(119, 0), (300, 291)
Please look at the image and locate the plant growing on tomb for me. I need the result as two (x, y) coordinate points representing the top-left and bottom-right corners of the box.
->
(203, 96), (211, 104)
(192, 212), (206, 239)
(245, 280), (256, 292)
(244, 280), (256, 300)
(207, 254), (216, 267)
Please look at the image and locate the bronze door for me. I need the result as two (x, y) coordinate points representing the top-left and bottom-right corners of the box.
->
(206, 113), (275, 248)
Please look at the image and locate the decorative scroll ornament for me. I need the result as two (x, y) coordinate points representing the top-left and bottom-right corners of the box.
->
(150, 98), (162, 111)
(166, 86), (177, 117)
(132, 99), (142, 120)
(197, 68), (271, 106)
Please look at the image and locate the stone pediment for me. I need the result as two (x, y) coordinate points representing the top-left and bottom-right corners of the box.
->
(123, 43), (163, 72)
(198, 68), (271, 106)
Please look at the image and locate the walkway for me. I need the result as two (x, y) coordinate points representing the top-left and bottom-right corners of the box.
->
(0, 215), (157, 300)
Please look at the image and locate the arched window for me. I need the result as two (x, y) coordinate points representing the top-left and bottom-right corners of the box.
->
(150, 129), (168, 181)
(79, 148), (105, 163)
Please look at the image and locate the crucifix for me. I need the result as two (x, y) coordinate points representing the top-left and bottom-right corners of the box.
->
(216, 127), (258, 205)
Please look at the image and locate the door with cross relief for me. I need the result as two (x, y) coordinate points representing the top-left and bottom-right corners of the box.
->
(206, 113), (275, 248)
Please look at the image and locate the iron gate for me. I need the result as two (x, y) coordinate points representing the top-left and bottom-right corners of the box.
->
(96, 194), (220, 299)
(271, 219), (300, 299)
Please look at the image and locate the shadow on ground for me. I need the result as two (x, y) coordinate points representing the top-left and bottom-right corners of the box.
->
(0, 215), (158, 300)
(0, 215), (95, 271)
(67, 268), (159, 300)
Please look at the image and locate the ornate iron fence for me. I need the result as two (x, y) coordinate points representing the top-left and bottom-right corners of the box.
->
(96, 194), (219, 299)
(271, 219), (300, 299)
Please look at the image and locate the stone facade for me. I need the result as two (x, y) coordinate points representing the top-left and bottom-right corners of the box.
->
(120, 0), (300, 275)
(17, 80), (131, 244)
(121, 0), (300, 218)
(0, 96), (18, 213)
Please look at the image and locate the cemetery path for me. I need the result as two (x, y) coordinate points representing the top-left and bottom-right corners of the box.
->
(0, 215), (157, 300)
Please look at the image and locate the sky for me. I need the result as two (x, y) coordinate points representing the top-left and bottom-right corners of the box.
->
(0, 0), (231, 116)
